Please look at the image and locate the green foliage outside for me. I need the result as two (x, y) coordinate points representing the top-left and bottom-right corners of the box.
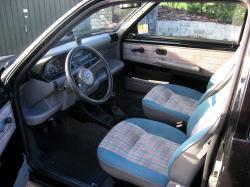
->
(160, 2), (246, 25)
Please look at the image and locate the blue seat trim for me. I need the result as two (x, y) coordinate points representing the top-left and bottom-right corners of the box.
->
(187, 93), (218, 136)
(162, 84), (203, 100)
(98, 148), (169, 187)
(143, 99), (191, 123)
(126, 118), (187, 144)
(168, 127), (209, 172)
(206, 53), (236, 90)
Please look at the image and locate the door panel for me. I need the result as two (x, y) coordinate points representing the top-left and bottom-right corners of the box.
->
(123, 42), (234, 77)
(0, 102), (16, 155)
(121, 1), (243, 95)
(0, 89), (29, 187)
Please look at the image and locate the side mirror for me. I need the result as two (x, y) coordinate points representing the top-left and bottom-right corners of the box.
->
(137, 24), (149, 34)
(119, 3), (142, 9)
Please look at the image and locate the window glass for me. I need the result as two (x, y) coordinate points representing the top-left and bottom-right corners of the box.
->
(59, 5), (137, 43)
(137, 2), (247, 43)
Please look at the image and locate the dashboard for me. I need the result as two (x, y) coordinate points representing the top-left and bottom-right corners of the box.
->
(24, 52), (124, 126)
(35, 50), (99, 81)
(21, 33), (124, 126)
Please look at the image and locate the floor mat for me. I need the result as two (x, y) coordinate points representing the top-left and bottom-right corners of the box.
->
(32, 115), (109, 186)
(116, 91), (146, 119)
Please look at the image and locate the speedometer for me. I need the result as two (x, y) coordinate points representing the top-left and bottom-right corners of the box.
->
(54, 59), (64, 74)
(45, 63), (56, 77)
(44, 58), (64, 80)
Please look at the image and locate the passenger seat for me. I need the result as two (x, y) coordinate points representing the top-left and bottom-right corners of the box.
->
(142, 48), (239, 126)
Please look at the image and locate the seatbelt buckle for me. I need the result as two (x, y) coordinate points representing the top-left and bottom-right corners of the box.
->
(176, 121), (184, 128)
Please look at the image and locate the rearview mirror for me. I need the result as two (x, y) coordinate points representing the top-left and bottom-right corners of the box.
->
(119, 3), (142, 9)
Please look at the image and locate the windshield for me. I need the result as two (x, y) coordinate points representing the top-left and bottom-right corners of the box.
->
(58, 4), (139, 44)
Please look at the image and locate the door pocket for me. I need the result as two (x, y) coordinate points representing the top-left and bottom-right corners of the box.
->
(156, 59), (200, 73)
(124, 76), (169, 93)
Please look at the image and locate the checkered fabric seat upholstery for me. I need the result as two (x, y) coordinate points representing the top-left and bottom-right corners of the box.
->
(143, 84), (203, 124)
(143, 50), (238, 125)
(98, 80), (232, 187)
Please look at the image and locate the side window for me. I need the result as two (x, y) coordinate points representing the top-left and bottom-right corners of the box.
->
(137, 2), (247, 43)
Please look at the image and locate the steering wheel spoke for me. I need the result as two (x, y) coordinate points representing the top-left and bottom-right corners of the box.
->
(89, 59), (105, 76)
(78, 81), (88, 94)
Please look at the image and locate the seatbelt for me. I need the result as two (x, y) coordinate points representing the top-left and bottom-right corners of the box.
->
(197, 137), (213, 159)
(198, 64), (235, 105)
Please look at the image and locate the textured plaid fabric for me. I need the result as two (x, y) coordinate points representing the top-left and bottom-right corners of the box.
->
(99, 121), (179, 176)
(144, 85), (198, 116)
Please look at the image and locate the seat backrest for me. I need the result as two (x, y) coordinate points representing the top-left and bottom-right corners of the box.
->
(167, 79), (232, 186)
(206, 49), (239, 90)
(197, 49), (239, 105)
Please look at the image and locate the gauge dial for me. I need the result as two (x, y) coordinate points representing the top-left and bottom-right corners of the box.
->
(44, 58), (64, 80)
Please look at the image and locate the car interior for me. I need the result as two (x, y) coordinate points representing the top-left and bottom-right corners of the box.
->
(11, 1), (248, 187)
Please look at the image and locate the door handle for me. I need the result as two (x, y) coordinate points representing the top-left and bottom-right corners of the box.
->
(131, 47), (144, 53)
(156, 49), (167, 55)
(0, 117), (12, 132)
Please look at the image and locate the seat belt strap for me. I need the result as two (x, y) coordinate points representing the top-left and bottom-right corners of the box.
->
(197, 138), (212, 159)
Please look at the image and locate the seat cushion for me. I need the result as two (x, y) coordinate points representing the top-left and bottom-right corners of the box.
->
(143, 84), (203, 124)
(97, 118), (187, 187)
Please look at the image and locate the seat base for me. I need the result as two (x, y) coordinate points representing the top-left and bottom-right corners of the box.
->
(143, 84), (203, 125)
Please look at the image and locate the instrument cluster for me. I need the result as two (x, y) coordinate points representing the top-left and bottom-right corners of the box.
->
(43, 50), (98, 81)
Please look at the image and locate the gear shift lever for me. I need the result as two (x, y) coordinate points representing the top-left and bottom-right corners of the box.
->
(110, 91), (126, 122)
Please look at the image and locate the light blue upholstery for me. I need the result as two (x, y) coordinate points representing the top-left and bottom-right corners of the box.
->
(126, 118), (187, 144)
(98, 119), (186, 187)
(143, 84), (203, 124)
(161, 84), (203, 100)
(143, 50), (238, 125)
(143, 99), (191, 123)
(187, 95), (217, 136)
(98, 79), (232, 187)
(206, 51), (236, 90)
(168, 92), (222, 172)
(167, 81), (231, 185)
(98, 148), (169, 186)
(168, 127), (210, 171)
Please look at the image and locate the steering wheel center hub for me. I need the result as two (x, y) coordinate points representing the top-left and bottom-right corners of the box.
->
(78, 69), (94, 86)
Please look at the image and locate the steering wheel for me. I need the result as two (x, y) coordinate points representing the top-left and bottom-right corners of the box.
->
(65, 45), (113, 105)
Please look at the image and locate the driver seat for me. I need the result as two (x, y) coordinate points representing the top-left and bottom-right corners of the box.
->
(97, 79), (232, 187)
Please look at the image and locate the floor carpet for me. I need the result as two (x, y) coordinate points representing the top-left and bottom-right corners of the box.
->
(32, 114), (109, 186)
